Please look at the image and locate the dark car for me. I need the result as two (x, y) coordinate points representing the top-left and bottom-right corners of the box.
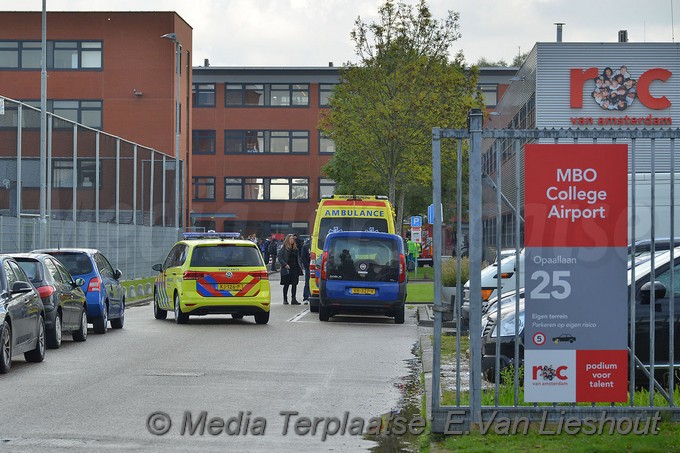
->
(481, 246), (680, 385)
(12, 253), (88, 348)
(318, 231), (407, 323)
(0, 255), (46, 374)
(552, 333), (576, 343)
(32, 248), (125, 334)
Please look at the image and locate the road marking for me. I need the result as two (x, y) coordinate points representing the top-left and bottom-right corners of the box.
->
(288, 309), (310, 322)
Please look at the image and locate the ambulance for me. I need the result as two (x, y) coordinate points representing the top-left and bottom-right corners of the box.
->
(308, 195), (396, 312)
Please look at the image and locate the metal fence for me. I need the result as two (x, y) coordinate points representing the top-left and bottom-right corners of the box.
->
(0, 96), (182, 279)
(430, 109), (680, 433)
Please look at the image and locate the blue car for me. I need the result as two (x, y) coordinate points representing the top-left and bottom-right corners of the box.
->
(318, 231), (407, 323)
(32, 249), (125, 334)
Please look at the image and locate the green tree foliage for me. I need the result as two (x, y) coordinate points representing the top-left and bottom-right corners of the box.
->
(319, 0), (482, 231)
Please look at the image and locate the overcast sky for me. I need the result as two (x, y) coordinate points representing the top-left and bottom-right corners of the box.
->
(3, 0), (678, 67)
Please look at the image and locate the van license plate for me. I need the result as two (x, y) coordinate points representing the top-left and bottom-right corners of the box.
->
(218, 284), (243, 291)
(351, 288), (376, 295)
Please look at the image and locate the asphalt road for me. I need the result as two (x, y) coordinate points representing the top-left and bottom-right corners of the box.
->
(0, 283), (421, 452)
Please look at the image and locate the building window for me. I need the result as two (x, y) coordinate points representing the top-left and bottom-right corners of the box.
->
(319, 83), (336, 107)
(0, 40), (103, 70)
(224, 83), (308, 107)
(51, 159), (102, 188)
(225, 84), (264, 106)
(270, 84), (309, 106)
(192, 130), (216, 154)
(192, 84), (216, 107)
(319, 132), (335, 154)
(224, 130), (308, 154)
(224, 178), (244, 200)
(225, 130), (263, 153)
(479, 84), (498, 108)
(50, 100), (103, 129)
(319, 178), (335, 199)
(225, 177), (309, 201)
(192, 177), (215, 201)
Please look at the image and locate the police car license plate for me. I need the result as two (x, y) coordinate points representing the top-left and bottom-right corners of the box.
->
(218, 283), (243, 291)
(351, 288), (376, 295)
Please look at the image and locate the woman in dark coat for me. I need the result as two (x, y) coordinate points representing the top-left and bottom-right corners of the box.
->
(277, 234), (304, 305)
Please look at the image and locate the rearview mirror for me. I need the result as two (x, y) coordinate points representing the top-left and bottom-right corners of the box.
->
(152, 263), (163, 272)
(640, 281), (666, 305)
(11, 281), (34, 294)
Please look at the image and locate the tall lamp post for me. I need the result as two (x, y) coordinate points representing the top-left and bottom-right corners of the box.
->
(161, 32), (182, 237)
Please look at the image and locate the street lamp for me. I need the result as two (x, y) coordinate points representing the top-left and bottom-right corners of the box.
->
(161, 32), (182, 237)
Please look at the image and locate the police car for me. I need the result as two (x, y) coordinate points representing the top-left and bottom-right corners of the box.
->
(152, 232), (271, 324)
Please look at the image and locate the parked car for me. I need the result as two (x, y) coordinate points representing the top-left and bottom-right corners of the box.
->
(32, 248), (125, 334)
(481, 246), (680, 386)
(152, 232), (271, 324)
(466, 239), (680, 330)
(318, 231), (407, 323)
(0, 255), (46, 374)
(12, 253), (88, 348)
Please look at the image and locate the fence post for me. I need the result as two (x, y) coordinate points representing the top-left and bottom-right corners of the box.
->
(431, 128), (443, 424)
(467, 108), (484, 424)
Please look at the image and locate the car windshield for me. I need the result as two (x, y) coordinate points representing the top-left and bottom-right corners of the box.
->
(15, 259), (42, 284)
(326, 236), (399, 282)
(317, 218), (389, 249)
(49, 253), (93, 276)
(190, 244), (262, 267)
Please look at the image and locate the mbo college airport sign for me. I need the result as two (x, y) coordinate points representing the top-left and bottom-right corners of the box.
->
(524, 144), (628, 403)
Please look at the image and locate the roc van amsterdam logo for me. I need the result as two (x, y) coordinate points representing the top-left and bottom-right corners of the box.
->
(532, 364), (568, 385)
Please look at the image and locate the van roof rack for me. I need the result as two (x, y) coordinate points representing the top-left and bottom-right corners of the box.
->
(183, 231), (240, 240)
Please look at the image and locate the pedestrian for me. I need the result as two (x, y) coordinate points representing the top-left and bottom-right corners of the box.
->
(262, 236), (271, 268)
(268, 238), (278, 271)
(277, 234), (304, 305)
(301, 237), (311, 304)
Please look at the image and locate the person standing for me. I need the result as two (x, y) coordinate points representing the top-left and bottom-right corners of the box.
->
(268, 238), (278, 271)
(262, 236), (271, 269)
(277, 234), (303, 305)
(301, 237), (311, 304)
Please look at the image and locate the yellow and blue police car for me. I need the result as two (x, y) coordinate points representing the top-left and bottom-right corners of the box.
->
(152, 232), (270, 324)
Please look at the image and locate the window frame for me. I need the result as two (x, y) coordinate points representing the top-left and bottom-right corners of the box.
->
(192, 176), (216, 201)
(192, 83), (216, 108)
(223, 177), (309, 201)
(192, 130), (217, 155)
(0, 40), (103, 70)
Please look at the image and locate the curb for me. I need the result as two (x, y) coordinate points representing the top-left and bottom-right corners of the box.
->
(416, 304), (458, 328)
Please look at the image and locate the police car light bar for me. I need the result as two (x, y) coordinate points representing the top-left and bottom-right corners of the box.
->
(183, 231), (240, 240)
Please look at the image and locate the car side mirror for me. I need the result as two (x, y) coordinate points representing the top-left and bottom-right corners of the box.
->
(73, 277), (85, 287)
(152, 263), (163, 272)
(11, 281), (34, 294)
(640, 281), (666, 305)
(113, 269), (122, 280)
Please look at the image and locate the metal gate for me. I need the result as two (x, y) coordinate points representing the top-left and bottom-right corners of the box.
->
(430, 108), (680, 432)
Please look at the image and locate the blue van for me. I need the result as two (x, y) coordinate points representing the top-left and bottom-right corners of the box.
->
(318, 231), (407, 323)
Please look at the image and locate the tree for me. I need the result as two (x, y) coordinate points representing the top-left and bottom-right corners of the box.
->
(475, 57), (508, 67)
(319, 0), (482, 232)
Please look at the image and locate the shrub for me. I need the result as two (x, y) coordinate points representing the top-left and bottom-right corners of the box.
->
(442, 257), (470, 287)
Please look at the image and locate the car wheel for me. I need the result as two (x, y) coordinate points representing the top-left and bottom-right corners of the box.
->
(72, 308), (88, 342)
(394, 305), (405, 325)
(319, 304), (330, 322)
(24, 316), (45, 363)
(110, 300), (125, 329)
(254, 311), (269, 325)
(0, 323), (12, 374)
(46, 311), (62, 349)
(310, 299), (319, 313)
(153, 291), (167, 320)
(174, 293), (189, 324)
(93, 303), (108, 334)
(231, 314), (244, 319)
